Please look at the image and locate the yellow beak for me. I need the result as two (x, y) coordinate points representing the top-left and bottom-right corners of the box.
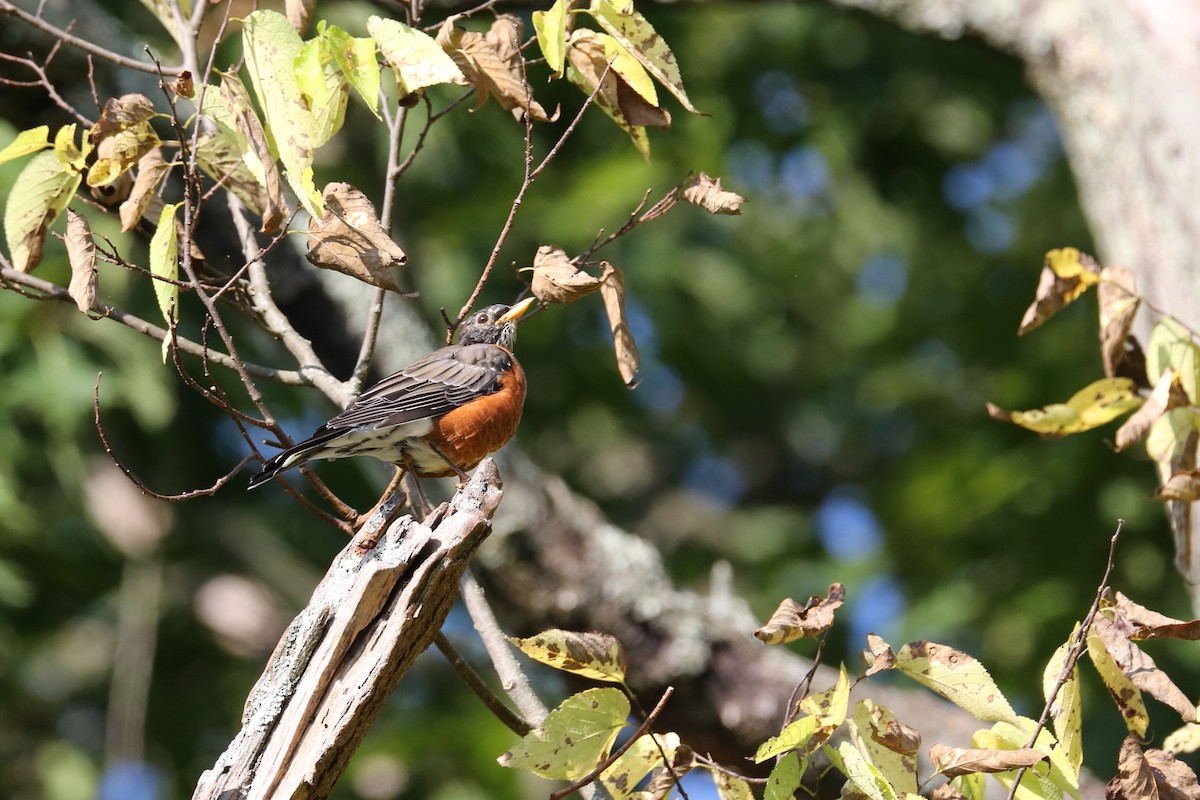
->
(497, 296), (536, 323)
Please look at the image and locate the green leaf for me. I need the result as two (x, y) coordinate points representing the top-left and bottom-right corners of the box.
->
(0, 125), (51, 165)
(587, 0), (698, 113)
(1147, 318), (1200, 403)
(322, 24), (381, 118)
(599, 732), (678, 799)
(764, 754), (804, 800)
(295, 23), (351, 147)
(149, 203), (180, 361)
(894, 640), (1021, 726)
(368, 15), (465, 96)
(825, 741), (899, 800)
(1042, 631), (1083, 779)
(533, 0), (571, 77)
(755, 715), (820, 763)
(712, 770), (755, 800)
(497, 687), (628, 780)
(508, 628), (628, 682)
(983, 720), (1080, 800)
(3, 150), (81, 272)
(242, 9), (323, 217)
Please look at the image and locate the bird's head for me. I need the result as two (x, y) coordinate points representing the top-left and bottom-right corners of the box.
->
(457, 297), (536, 349)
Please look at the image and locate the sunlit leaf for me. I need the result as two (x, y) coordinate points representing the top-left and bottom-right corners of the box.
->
(1113, 591), (1200, 641)
(211, 71), (286, 231)
(754, 713), (820, 763)
(0, 125), (50, 165)
(1098, 265), (1140, 378)
(296, 26), (351, 147)
(929, 743), (1046, 780)
(326, 24), (381, 117)
(600, 734), (681, 800)
(763, 754), (803, 800)
(3, 150), (81, 272)
(986, 377), (1142, 437)
(439, 15), (551, 122)
(1086, 630), (1148, 737)
(533, 0), (571, 77)
(242, 9), (323, 217)
(369, 16), (466, 96)
(1165, 722), (1200, 756)
(863, 633), (897, 676)
(149, 203), (180, 362)
(848, 700), (919, 794)
(87, 120), (160, 187)
(756, 667), (847, 762)
(1147, 318), (1200, 404)
(894, 640), (1020, 725)
(53, 123), (89, 171)
(1094, 614), (1198, 722)
(1018, 247), (1100, 335)
(1041, 632), (1082, 778)
(509, 628), (627, 682)
(89, 93), (156, 143)
(497, 687), (628, 780)
(1107, 735), (1200, 800)
(587, 0), (699, 113)
(1116, 369), (1187, 451)
(711, 770), (755, 800)
(525, 244), (602, 304)
(825, 740), (900, 800)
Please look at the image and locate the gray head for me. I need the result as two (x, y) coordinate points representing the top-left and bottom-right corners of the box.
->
(456, 297), (536, 349)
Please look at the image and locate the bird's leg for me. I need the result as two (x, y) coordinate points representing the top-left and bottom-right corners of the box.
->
(426, 441), (471, 485)
(402, 454), (435, 518)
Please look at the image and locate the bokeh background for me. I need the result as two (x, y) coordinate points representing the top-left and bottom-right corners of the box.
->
(0, 1), (1192, 798)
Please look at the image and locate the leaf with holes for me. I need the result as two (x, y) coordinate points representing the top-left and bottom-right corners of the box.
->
(986, 377), (1142, 437)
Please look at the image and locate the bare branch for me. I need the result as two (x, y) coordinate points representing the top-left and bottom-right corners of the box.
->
(434, 631), (533, 735)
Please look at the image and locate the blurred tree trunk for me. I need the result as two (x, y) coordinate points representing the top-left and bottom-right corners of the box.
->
(818, 0), (1200, 610)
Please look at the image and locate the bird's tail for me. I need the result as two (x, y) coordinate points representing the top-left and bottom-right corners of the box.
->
(246, 431), (339, 490)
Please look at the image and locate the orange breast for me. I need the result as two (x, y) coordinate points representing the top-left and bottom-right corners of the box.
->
(418, 360), (527, 477)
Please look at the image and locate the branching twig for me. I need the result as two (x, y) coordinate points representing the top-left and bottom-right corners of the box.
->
(782, 631), (829, 728)
(1004, 520), (1124, 800)
(547, 686), (676, 800)
(0, 0), (185, 76)
(0, 50), (92, 125)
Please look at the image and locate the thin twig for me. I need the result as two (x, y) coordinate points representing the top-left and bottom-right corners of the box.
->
(693, 754), (769, 785)
(0, 0), (184, 75)
(782, 632), (829, 728)
(0, 267), (309, 384)
(547, 687), (676, 800)
(1004, 520), (1124, 800)
(435, 631), (532, 736)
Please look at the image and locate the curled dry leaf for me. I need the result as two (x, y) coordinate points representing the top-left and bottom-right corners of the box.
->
(599, 262), (640, 388)
(1095, 614), (1198, 723)
(89, 93), (155, 144)
(849, 699), (919, 795)
(1115, 368), (1188, 451)
(1156, 469), (1200, 503)
(683, 173), (745, 215)
(439, 15), (552, 122)
(928, 786), (968, 800)
(929, 743), (1047, 779)
(1107, 734), (1200, 800)
(1018, 247), (1100, 335)
(642, 745), (693, 800)
(171, 70), (194, 99)
(1099, 265), (1141, 378)
(754, 583), (845, 644)
(507, 628), (627, 682)
(863, 633), (896, 676)
(1114, 591), (1200, 641)
(306, 182), (408, 291)
(65, 209), (98, 316)
(526, 245), (602, 304)
(119, 148), (171, 232)
(86, 120), (160, 188)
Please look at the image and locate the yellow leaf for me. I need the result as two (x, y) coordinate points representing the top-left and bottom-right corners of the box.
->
(895, 640), (1020, 725)
(712, 770), (755, 800)
(295, 28), (351, 148)
(599, 732), (678, 799)
(764, 754), (804, 800)
(497, 687), (628, 780)
(149, 203), (180, 361)
(1041, 632), (1083, 778)
(1086, 631), (1148, 737)
(1147, 318), (1200, 403)
(508, 628), (627, 682)
(849, 700), (919, 794)
(798, 665), (850, 727)
(989, 377), (1142, 437)
(87, 120), (160, 187)
(3, 150), (81, 272)
(369, 16), (466, 96)
(587, 0), (699, 113)
(825, 741), (900, 800)
(0, 125), (50, 165)
(532, 0), (570, 77)
(53, 123), (90, 171)
(1017, 248), (1100, 335)
(754, 716), (820, 763)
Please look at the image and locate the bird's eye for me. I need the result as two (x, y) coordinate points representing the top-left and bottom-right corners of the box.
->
(476, 313), (489, 323)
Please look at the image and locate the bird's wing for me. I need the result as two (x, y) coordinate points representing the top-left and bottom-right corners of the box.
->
(321, 344), (511, 431)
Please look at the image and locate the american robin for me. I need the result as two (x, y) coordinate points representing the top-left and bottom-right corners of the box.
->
(247, 297), (535, 490)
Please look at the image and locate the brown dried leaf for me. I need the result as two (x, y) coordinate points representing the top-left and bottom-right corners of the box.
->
(171, 70), (194, 99)
(194, 134), (273, 221)
(1095, 614), (1198, 722)
(928, 786), (968, 800)
(1018, 247), (1100, 335)
(527, 245), (602, 305)
(118, 148), (171, 232)
(683, 173), (745, 215)
(1108, 735), (1200, 800)
(1116, 369), (1189, 451)
(219, 74), (286, 233)
(565, 29), (667, 157)
(306, 182), (408, 291)
(599, 262), (639, 388)
(87, 120), (160, 188)
(65, 210), (98, 315)
(863, 633), (896, 676)
(89, 93), (155, 144)
(1156, 469), (1200, 503)
(1100, 265), (1141, 378)
(929, 743), (1046, 779)
(754, 583), (845, 644)
(1114, 591), (1200, 641)
(440, 16), (551, 122)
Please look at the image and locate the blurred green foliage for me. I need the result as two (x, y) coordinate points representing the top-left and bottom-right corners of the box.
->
(0, 1), (1194, 798)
